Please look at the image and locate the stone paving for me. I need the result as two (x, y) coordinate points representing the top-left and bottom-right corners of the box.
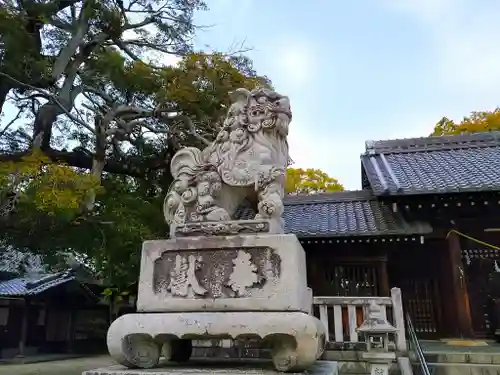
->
(420, 340), (500, 353)
(0, 355), (115, 375)
(2, 342), (500, 375)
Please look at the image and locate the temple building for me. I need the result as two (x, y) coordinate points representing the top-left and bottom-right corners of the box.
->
(2, 131), (500, 359)
(240, 131), (500, 340)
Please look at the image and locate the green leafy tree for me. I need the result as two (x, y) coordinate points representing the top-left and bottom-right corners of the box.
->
(431, 109), (500, 136)
(0, 1), (271, 287)
(285, 168), (344, 195)
(1, 52), (270, 287)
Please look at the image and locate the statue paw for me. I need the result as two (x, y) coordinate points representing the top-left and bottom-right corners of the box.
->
(272, 348), (299, 372)
(270, 336), (301, 372)
(205, 207), (231, 221)
(258, 200), (277, 217)
(123, 334), (160, 369)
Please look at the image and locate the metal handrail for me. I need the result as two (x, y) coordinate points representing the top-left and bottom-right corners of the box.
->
(406, 312), (431, 375)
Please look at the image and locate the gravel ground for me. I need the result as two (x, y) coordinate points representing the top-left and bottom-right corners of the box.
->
(0, 355), (115, 375)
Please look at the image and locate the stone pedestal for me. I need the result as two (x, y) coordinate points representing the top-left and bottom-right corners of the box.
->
(137, 232), (312, 313)
(362, 352), (396, 375)
(108, 312), (325, 372)
(102, 228), (326, 373)
(83, 360), (339, 375)
(83, 87), (328, 375)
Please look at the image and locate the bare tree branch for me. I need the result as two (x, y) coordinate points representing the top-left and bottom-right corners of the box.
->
(118, 39), (179, 55)
(0, 148), (168, 177)
(112, 39), (163, 69)
(169, 114), (210, 146)
(52, 3), (92, 81)
(123, 16), (156, 31)
(0, 72), (93, 133)
(0, 106), (25, 138)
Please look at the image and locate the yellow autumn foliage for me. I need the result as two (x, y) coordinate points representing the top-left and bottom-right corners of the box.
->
(431, 108), (500, 136)
(285, 168), (344, 195)
(0, 150), (102, 215)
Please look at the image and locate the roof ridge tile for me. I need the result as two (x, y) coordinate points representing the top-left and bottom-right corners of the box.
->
(362, 142), (500, 196)
(365, 131), (500, 155)
(284, 190), (374, 205)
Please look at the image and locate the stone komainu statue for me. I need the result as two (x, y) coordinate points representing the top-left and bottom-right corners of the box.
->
(163, 87), (292, 230)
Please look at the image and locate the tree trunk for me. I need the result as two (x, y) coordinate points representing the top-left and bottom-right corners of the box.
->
(0, 82), (12, 116)
(32, 103), (62, 149)
(83, 118), (106, 212)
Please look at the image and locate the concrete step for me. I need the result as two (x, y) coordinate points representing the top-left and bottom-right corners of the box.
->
(423, 351), (500, 365)
(414, 351), (500, 375)
(324, 349), (500, 374)
(419, 362), (500, 375)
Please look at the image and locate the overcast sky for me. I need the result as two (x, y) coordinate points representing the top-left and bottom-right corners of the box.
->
(192, 0), (500, 189)
(4, 0), (500, 191)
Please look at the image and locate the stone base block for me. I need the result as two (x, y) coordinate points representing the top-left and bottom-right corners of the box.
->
(83, 360), (339, 375)
(170, 220), (283, 238)
(107, 312), (326, 373)
(137, 233), (311, 313)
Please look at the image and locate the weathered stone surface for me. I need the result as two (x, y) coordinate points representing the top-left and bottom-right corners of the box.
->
(163, 88), (292, 232)
(137, 234), (311, 313)
(152, 246), (281, 299)
(170, 220), (283, 239)
(106, 312), (327, 372)
(192, 338), (271, 359)
(102, 86), (326, 373)
(83, 360), (339, 375)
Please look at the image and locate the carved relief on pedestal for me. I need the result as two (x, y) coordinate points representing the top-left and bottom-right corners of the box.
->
(174, 221), (270, 238)
(166, 254), (208, 297)
(153, 247), (281, 299)
(227, 250), (259, 297)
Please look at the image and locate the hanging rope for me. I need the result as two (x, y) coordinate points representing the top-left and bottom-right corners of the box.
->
(446, 229), (500, 251)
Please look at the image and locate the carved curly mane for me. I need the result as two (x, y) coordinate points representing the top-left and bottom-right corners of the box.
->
(164, 87), (292, 230)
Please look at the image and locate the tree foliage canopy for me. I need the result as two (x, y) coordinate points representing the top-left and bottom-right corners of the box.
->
(0, 0), (344, 288)
(0, 0), (271, 287)
(285, 168), (344, 195)
(431, 108), (500, 136)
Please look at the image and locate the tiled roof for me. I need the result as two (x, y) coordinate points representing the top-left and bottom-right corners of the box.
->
(0, 271), (75, 296)
(361, 132), (500, 196)
(235, 190), (431, 238)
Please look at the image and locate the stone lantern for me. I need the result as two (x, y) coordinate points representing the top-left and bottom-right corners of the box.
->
(357, 300), (398, 375)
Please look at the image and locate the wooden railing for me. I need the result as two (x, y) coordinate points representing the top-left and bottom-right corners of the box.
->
(191, 287), (407, 356)
(312, 287), (407, 352)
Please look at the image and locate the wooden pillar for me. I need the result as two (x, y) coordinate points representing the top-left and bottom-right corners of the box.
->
(446, 231), (473, 337)
(67, 308), (76, 353)
(17, 299), (28, 357)
(306, 252), (324, 295)
(41, 304), (48, 352)
(378, 258), (390, 296)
